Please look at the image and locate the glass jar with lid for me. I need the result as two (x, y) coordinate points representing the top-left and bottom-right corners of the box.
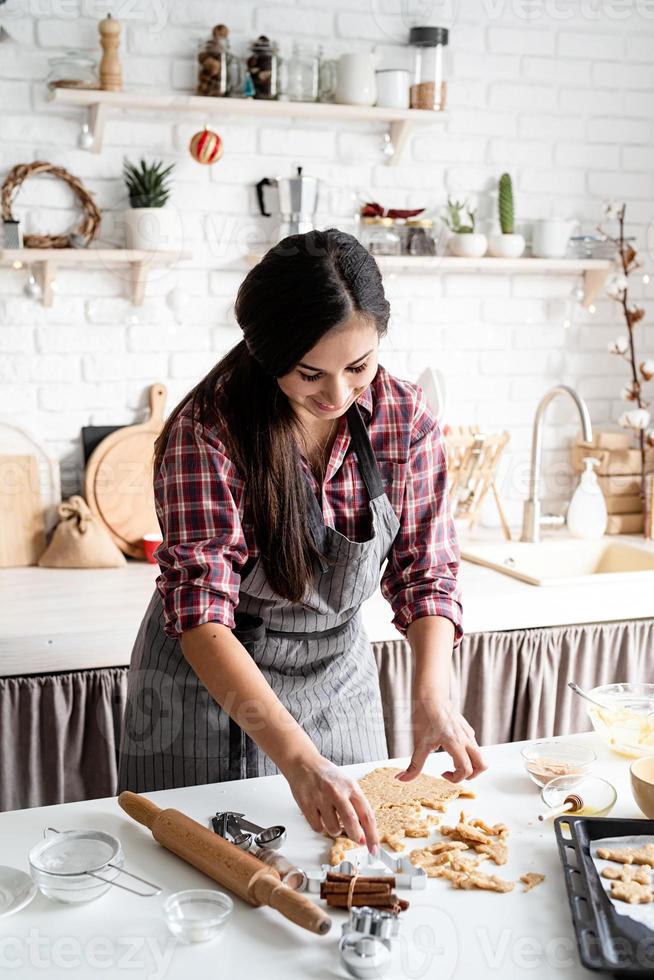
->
(360, 217), (402, 256)
(46, 50), (97, 90)
(247, 35), (281, 100)
(406, 218), (436, 256)
(196, 23), (235, 97)
(408, 26), (449, 111)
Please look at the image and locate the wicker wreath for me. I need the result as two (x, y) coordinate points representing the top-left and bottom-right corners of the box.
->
(1, 161), (101, 248)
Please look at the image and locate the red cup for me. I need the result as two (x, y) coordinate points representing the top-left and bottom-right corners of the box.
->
(143, 533), (163, 564)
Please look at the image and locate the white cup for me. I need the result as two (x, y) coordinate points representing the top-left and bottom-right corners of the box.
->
(335, 52), (379, 106)
(375, 69), (409, 109)
(531, 218), (579, 258)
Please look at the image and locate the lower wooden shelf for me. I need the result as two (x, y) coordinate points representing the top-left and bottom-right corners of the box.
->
(0, 248), (192, 306)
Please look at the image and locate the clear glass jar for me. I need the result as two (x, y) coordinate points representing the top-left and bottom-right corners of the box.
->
(46, 50), (97, 90)
(196, 24), (234, 97)
(247, 35), (281, 100)
(282, 42), (319, 102)
(409, 26), (449, 111)
(361, 217), (402, 256)
(406, 218), (436, 256)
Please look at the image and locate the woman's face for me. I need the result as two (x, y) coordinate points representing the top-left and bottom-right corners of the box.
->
(278, 314), (380, 423)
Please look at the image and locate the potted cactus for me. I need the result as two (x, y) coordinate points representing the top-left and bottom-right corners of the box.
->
(442, 196), (488, 258)
(488, 173), (525, 258)
(122, 158), (176, 251)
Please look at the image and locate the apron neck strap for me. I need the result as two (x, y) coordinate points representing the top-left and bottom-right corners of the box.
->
(345, 401), (385, 501)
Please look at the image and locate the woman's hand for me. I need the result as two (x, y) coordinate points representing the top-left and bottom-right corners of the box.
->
(396, 696), (486, 784)
(280, 750), (380, 855)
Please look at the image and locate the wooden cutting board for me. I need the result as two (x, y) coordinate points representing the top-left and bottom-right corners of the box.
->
(0, 455), (46, 566)
(84, 383), (167, 560)
(0, 418), (61, 534)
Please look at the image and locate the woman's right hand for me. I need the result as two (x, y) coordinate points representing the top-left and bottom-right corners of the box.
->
(280, 750), (380, 855)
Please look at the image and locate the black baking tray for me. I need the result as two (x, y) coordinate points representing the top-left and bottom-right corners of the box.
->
(554, 816), (654, 976)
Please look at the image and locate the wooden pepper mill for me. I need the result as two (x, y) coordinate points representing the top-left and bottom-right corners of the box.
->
(99, 13), (122, 91)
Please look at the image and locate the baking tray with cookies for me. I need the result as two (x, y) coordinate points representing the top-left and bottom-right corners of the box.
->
(554, 815), (654, 975)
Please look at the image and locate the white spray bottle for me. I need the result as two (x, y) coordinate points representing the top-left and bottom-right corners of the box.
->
(566, 457), (607, 539)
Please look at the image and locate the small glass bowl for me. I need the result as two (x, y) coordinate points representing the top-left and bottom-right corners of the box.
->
(163, 889), (233, 943)
(541, 774), (617, 818)
(521, 741), (596, 788)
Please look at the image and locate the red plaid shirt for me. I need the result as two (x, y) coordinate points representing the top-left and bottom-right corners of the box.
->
(154, 364), (463, 644)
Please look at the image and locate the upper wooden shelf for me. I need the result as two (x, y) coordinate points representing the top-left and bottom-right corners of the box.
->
(47, 87), (445, 162)
(0, 247), (191, 306)
(374, 255), (612, 306)
(247, 252), (612, 307)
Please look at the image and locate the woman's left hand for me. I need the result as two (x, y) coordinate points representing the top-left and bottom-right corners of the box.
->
(396, 696), (487, 784)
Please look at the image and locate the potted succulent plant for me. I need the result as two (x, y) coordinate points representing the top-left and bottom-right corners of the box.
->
(488, 173), (525, 258)
(122, 158), (176, 251)
(442, 196), (488, 258)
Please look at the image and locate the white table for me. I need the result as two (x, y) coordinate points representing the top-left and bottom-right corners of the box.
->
(0, 733), (642, 979)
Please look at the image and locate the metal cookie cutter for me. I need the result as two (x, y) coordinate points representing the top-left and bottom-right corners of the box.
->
(306, 849), (427, 893)
(339, 906), (401, 979)
(212, 812), (287, 851)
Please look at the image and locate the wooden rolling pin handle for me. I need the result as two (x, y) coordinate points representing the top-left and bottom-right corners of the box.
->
(119, 790), (161, 829)
(252, 872), (332, 936)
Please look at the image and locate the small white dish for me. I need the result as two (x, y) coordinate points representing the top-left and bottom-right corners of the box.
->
(0, 866), (37, 918)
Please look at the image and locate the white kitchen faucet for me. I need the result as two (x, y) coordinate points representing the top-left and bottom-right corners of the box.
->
(521, 385), (593, 543)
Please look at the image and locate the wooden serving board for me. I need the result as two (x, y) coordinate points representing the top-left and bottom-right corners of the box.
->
(84, 383), (167, 560)
(0, 455), (46, 566)
(0, 419), (61, 534)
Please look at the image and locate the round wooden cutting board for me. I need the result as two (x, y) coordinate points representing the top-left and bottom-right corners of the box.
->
(85, 383), (167, 559)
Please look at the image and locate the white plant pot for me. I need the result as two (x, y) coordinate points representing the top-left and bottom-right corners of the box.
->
(488, 233), (526, 258)
(448, 232), (488, 258)
(122, 207), (177, 251)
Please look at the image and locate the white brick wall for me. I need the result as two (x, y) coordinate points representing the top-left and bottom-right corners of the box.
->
(1, 0), (653, 523)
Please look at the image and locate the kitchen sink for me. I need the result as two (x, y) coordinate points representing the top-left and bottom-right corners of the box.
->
(461, 538), (654, 587)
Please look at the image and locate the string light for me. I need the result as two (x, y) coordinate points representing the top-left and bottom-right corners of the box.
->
(643, 273), (651, 285)
(563, 319), (572, 329)
(11, 260), (22, 270)
(588, 303), (597, 314)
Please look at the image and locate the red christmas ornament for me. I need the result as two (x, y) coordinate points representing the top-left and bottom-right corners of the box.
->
(189, 127), (223, 164)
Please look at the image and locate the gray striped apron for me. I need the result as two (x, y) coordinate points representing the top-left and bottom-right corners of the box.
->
(117, 402), (399, 792)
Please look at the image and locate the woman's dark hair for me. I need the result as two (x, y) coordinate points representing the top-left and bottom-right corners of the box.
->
(154, 228), (390, 604)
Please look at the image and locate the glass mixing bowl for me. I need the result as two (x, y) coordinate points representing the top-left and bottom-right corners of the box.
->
(521, 740), (596, 788)
(29, 829), (123, 903)
(586, 683), (654, 758)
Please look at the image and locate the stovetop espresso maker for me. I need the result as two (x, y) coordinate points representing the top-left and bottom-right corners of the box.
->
(256, 165), (322, 242)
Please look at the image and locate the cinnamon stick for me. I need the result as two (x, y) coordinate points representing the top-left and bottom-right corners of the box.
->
(326, 872), (396, 886)
(321, 882), (391, 896)
(323, 893), (403, 910)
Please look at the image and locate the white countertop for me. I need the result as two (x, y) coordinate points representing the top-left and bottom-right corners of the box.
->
(1, 531), (653, 676)
(0, 732), (643, 980)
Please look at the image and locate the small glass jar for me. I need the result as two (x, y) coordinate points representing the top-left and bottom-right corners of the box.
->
(282, 42), (319, 102)
(46, 50), (97, 90)
(406, 218), (436, 256)
(196, 24), (234, 97)
(409, 26), (449, 111)
(361, 217), (402, 257)
(247, 35), (281, 100)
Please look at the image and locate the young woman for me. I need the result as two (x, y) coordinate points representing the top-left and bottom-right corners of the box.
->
(118, 229), (485, 853)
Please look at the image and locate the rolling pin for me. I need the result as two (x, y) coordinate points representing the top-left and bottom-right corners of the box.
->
(118, 791), (331, 936)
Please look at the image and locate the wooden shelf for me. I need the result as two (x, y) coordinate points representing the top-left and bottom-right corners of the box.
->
(47, 87), (445, 163)
(0, 248), (192, 306)
(247, 252), (612, 307)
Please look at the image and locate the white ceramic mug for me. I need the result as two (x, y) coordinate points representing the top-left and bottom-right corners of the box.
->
(531, 218), (578, 258)
(375, 69), (409, 109)
(335, 52), (379, 106)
